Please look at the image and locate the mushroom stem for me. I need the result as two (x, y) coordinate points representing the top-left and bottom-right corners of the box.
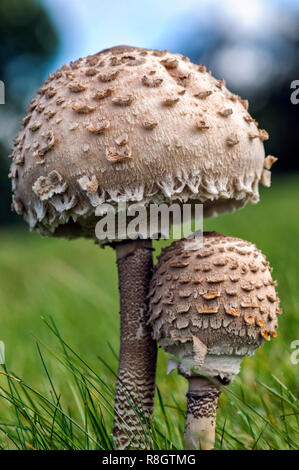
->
(113, 239), (157, 449)
(185, 376), (220, 450)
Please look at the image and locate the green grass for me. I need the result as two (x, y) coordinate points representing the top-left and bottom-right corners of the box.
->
(0, 174), (298, 450)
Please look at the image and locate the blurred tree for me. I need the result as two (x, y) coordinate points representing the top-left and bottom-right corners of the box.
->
(0, 0), (58, 225)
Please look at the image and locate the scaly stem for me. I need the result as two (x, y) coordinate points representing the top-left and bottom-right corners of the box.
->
(113, 239), (157, 449)
(185, 376), (220, 450)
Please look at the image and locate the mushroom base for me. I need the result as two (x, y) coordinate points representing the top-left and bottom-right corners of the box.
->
(185, 376), (221, 450)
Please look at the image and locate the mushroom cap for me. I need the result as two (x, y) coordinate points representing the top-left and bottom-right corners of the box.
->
(148, 232), (280, 377)
(10, 46), (273, 242)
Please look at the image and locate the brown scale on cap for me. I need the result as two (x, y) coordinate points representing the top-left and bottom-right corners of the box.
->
(162, 95), (180, 106)
(68, 82), (88, 93)
(226, 135), (240, 146)
(93, 88), (114, 100)
(142, 74), (164, 87)
(32, 170), (67, 200)
(72, 103), (96, 114)
(148, 232), (280, 357)
(142, 119), (158, 130)
(198, 64), (206, 73)
(44, 86), (57, 99)
(10, 45), (276, 241)
(160, 57), (179, 69)
(85, 68), (98, 77)
(105, 145), (132, 163)
(264, 155), (278, 170)
(98, 69), (119, 82)
(218, 108), (233, 117)
(194, 90), (213, 99)
(56, 97), (65, 106)
(196, 120), (210, 130)
(44, 109), (57, 120)
(115, 133), (129, 146)
(111, 94), (135, 106)
(87, 120), (110, 134)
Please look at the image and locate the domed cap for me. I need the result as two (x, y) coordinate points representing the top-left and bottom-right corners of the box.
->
(10, 46), (275, 241)
(148, 232), (281, 378)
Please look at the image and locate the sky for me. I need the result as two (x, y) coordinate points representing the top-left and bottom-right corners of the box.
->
(42, 0), (299, 91)
(42, 0), (207, 70)
(2, 0), (298, 148)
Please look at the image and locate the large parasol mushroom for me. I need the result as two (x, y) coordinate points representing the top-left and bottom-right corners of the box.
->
(9, 45), (275, 448)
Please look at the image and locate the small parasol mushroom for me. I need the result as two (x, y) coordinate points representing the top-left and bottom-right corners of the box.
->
(148, 232), (281, 449)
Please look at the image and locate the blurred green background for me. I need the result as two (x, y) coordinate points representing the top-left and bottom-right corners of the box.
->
(0, 0), (298, 450)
